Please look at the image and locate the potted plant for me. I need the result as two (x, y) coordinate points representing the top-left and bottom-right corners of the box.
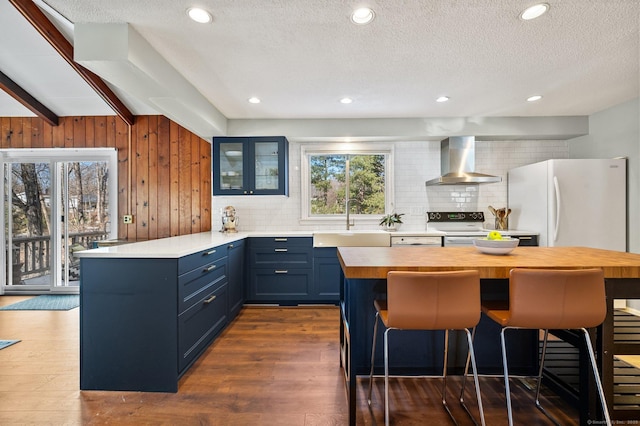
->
(379, 212), (404, 231)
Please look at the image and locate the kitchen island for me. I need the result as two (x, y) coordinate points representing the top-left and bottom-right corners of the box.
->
(337, 246), (640, 425)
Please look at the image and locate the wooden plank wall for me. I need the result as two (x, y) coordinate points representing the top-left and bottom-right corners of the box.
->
(0, 115), (211, 241)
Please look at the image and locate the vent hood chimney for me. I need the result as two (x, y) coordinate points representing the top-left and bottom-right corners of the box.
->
(425, 136), (502, 186)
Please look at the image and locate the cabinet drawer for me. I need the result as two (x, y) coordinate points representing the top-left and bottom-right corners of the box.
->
(248, 237), (312, 248)
(178, 245), (227, 275)
(178, 282), (228, 372)
(178, 257), (227, 313)
(249, 247), (313, 268)
(249, 268), (312, 301)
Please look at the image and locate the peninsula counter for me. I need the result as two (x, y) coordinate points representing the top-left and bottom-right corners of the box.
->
(337, 246), (640, 425)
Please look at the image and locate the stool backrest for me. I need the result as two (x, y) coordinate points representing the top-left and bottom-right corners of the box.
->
(386, 270), (480, 330)
(509, 268), (606, 329)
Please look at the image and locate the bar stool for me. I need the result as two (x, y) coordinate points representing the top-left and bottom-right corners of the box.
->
(482, 268), (611, 426)
(367, 270), (485, 426)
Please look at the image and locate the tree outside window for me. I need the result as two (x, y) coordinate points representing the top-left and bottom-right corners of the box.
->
(309, 153), (386, 217)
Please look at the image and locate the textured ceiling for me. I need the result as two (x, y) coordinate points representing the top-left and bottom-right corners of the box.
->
(1, 0), (638, 120)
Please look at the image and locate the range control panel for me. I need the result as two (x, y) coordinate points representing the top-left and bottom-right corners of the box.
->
(427, 211), (485, 222)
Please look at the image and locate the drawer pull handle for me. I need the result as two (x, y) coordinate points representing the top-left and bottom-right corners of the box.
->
(204, 265), (216, 272)
(274, 248), (288, 252)
(274, 238), (288, 242)
(204, 295), (217, 304)
(205, 249), (216, 256)
(518, 236), (532, 240)
(275, 270), (288, 274)
(228, 244), (234, 248)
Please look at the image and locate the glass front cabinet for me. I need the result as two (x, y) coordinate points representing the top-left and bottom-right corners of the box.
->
(213, 136), (289, 196)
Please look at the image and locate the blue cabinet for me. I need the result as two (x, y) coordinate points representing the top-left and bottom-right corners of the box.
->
(177, 247), (228, 372)
(246, 237), (313, 304)
(227, 239), (245, 319)
(213, 136), (289, 196)
(246, 237), (339, 304)
(80, 243), (231, 392)
(313, 247), (341, 302)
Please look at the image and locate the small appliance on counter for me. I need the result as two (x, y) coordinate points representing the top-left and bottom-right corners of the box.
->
(221, 205), (239, 233)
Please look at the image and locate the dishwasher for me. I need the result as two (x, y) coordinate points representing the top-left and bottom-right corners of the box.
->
(391, 236), (443, 247)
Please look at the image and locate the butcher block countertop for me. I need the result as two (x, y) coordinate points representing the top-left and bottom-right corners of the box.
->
(337, 246), (640, 279)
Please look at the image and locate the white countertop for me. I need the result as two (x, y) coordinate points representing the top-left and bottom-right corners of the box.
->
(75, 229), (536, 259)
(75, 232), (250, 258)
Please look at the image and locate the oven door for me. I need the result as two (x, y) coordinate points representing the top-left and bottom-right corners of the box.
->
(443, 236), (480, 247)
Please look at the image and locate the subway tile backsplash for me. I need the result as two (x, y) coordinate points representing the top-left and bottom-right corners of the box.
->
(212, 139), (569, 232)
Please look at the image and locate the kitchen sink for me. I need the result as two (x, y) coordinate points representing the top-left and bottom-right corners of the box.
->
(313, 230), (391, 247)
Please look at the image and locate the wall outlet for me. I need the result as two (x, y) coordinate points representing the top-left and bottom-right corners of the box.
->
(123, 215), (133, 224)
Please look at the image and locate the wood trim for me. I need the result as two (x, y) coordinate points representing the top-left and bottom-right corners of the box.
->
(0, 70), (58, 126)
(9, 0), (135, 126)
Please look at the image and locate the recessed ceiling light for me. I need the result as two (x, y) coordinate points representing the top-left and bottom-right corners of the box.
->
(187, 7), (213, 24)
(436, 96), (450, 103)
(248, 97), (261, 104)
(351, 7), (375, 25)
(340, 97), (353, 104)
(527, 95), (543, 102)
(520, 3), (550, 20)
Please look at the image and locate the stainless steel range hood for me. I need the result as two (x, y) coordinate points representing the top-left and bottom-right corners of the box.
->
(425, 136), (502, 186)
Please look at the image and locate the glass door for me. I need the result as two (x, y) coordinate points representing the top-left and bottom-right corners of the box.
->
(253, 140), (280, 191)
(218, 140), (245, 193)
(1, 149), (117, 294)
(58, 161), (112, 288)
(5, 161), (52, 290)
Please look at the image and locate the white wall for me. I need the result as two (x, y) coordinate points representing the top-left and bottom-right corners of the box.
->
(569, 98), (640, 254)
(212, 139), (569, 232)
(213, 99), (638, 236)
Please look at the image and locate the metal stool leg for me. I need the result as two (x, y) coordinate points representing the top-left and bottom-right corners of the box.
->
(500, 327), (514, 426)
(533, 329), (561, 426)
(368, 312), (380, 405)
(384, 328), (392, 426)
(581, 328), (612, 426)
(459, 326), (476, 403)
(441, 330), (457, 423)
(465, 328), (486, 426)
(459, 327), (486, 425)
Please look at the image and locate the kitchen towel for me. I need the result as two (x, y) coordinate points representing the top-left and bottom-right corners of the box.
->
(0, 295), (79, 311)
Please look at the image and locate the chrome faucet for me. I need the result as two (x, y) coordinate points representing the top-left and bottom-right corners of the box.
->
(346, 198), (357, 230)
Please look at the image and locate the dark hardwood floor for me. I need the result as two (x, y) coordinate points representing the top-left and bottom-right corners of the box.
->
(0, 296), (578, 425)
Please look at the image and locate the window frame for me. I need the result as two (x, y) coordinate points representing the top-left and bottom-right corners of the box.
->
(300, 143), (394, 226)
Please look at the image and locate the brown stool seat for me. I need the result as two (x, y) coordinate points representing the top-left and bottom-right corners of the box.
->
(481, 268), (610, 426)
(368, 270), (485, 426)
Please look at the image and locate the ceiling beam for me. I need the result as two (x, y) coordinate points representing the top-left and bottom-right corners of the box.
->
(0, 69), (59, 126)
(9, 0), (135, 126)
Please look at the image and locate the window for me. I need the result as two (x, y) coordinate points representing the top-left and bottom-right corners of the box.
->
(301, 144), (394, 223)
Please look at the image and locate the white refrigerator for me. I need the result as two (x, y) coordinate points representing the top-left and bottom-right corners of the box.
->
(508, 158), (627, 250)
